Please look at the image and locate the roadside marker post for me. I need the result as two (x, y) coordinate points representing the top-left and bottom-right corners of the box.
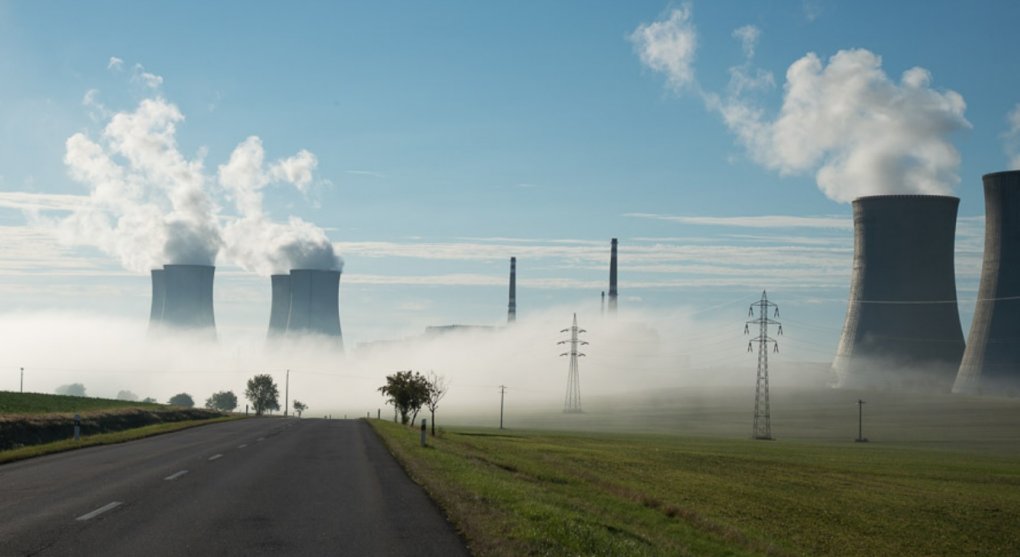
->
(73, 414), (81, 441)
(420, 419), (427, 447)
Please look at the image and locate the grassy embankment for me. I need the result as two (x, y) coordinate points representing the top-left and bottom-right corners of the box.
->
(371, 420), (1020, 557)
(0, 391), (237, 464)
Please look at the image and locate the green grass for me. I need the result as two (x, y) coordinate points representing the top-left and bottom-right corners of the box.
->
(0, 415), (241, 464)
(370, 420), (1020, 557)
(0, 391), (165, 414)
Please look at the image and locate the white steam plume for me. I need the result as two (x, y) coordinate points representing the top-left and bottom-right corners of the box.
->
(61, 96), (221, 271)
(632, 9), (970, 203)
(1004, 104), (1020, 170)
(218, 136), (342, 275)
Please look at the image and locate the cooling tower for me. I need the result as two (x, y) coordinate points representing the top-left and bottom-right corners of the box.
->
(508, 257), (517, 323)
(160, 264), (217, 334)
(148, 269), (166, 328)
(609, 238), (618, 314)
(832, 195), (965, 391)
(267, 274), (291, 337)
(954, 171), (1020, 396)
(287, 269), (343, 346)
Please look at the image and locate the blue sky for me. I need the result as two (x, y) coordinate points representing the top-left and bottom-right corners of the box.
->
(2, 0), (1020, 361)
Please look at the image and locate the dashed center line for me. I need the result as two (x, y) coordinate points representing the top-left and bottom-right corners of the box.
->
(238, 444), (248, 449)
(256, 437), (265, 442)
(208, 454), (223, 461)
(76, 501), (122, 521)
(164, 470), (189, 481)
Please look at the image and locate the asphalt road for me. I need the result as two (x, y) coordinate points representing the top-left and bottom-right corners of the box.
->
(0, 418), (470, 556)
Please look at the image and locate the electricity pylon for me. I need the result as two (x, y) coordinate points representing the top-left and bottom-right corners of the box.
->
(745, 290), (782, 440)
(558, 313), (587, 413)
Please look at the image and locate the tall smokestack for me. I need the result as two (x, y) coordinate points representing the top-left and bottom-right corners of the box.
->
(160, 264), (217, 337)
(267, 274), (291, 338)
(609, 238), (618, 314)
(601, 291), (605, 316)
(149, 268), (165, 329)
(508, 257), (516, 323)
(955, 171), (1020, 396)
(287, 269), (343, 348)
(832, 195), (965, 391)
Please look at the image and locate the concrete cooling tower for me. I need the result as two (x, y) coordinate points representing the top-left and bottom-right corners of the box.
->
(832, 195), (965, 391)
(267, 274), (291, 338)
(148, 264), (217, 337)
(954, 171), (1020, 396)
(286, 269), (343, 347)
(149, 269), (165, 327)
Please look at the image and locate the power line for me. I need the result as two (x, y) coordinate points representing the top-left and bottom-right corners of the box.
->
(745, 290), (782, 441)
(557, 313), (587, 414)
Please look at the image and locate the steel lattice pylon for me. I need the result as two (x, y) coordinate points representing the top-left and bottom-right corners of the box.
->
(745, 290), (782, 440)
(558, 313), (587, 413)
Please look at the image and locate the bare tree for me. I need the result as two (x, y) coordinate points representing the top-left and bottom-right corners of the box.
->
(425, 371), (449, 436)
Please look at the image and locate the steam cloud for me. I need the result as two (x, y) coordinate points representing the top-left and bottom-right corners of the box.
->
(1005, 104), (1020, 170)
(57, 66), (341, 275)
(631, 7), (971, 203)
(219, 136), (343, 275)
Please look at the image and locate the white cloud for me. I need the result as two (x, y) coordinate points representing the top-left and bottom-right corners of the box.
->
(629, 4), (698, 92)
(0, 192), (90, 213)
(107, 57), (124, 71)
(732, 25), (760, 59)
(625, 213), (851, 229)
(131, 64), (163, 89)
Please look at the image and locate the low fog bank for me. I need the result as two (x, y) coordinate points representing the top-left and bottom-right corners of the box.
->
(2, 308), (1017, 454)
(443, 386), (1020, 456)
(0, 305), (827, 416)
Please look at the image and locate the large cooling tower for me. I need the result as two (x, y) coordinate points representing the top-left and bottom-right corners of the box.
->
(286, 269), (343, 346)
(149, 269), (166, 328)
(267, 274), (291, 337)
(832, 195), (965, 391)
(608, 238), (618, 314)
(954, 171), (1020, 396)
(508, 257), (516, 323)
(160, 264), (217, 334)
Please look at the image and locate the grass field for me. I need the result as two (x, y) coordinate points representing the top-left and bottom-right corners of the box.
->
(371, 420), (1020, 557)
(0, 391), (164, 414)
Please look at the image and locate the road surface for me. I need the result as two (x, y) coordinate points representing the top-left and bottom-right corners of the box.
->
(0, 418), (470, 556)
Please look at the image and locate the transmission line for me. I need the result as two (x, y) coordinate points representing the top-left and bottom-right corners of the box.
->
(558, 313), (587, 414)
(744, 290), (782, 440)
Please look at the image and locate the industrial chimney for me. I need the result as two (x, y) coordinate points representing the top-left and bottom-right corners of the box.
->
(267, 274), (291, 338)
(608, 238), (618, 314)
(148, 268), (166, 329)
(954, 171), (1020, 396)
(832, 195), (965, 391)
(508, 257), (516, 323)
(160, 264), (217, 336)
(286, 269), (343, 347)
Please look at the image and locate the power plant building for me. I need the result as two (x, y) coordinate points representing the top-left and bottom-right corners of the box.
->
(149, 264), (217, 338)
(285, 269), (344, 347)
(832, 195), (965, 391)
(267, 274), (291, 337)
(608, 238), (618, 314)
(954, 171), (1020, 396)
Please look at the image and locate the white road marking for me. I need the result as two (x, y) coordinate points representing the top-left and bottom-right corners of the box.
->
(238, 444), (248, 449)
(76, 501), (122, 521)
(256, 437), (265, 442)
(208, 454), (223, 461)
(164, 470), (189, 481)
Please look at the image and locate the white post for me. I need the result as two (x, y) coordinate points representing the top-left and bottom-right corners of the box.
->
(73, 414), (81, 441)
(420, 419), (427, 447)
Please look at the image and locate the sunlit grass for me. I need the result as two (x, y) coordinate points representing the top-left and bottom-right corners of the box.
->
(0, 391), (165, 414)
(371, 420), (1020, 557)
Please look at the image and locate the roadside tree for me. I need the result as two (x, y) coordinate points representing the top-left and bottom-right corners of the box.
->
(168, 393), (194, 408)
(292, 400), (308, 418)
(55, 383), (86, 397)
(424, 371), (449, 436)
(378, 370), (429, 426)
(205, 390), (238, 412)
(246, 374), (280, 416)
